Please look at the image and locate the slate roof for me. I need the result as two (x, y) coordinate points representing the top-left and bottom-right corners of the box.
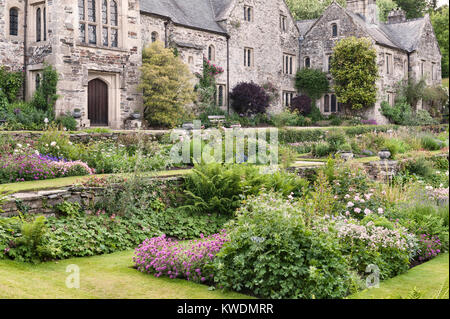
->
(140, 0), (229, 34)
(296, 19), (317, 38)
(297, 5), (427, 53)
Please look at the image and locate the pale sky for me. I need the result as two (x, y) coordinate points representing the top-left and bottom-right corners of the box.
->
(438, 0), (449, 7)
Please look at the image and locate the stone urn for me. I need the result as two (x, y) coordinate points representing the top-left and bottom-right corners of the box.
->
(339, 151), (354, 162)
(378, 149), (391, 160)
(72, 109), (82, 119)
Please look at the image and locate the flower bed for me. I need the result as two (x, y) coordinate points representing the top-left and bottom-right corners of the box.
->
(0, 152), (94, 183)
(133, 230), (229, 283)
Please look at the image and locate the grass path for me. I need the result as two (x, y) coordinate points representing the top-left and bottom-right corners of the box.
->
(0, 250), (251, 299)
(0, 169), (191, 193)
(350, 253), (449, 299)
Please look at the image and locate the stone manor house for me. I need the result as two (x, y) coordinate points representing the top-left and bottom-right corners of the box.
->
(0, 0), (442, 128)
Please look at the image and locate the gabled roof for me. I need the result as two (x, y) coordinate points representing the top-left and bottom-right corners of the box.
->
(380, 18), (427, 52)
(210, 0), (235, 21)
(296, 19), (316, 38)
(297, 2), (428, 53)
(140, 0), (227, 34)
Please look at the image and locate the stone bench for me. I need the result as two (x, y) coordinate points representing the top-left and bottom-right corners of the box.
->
(208, 115), (226, 125)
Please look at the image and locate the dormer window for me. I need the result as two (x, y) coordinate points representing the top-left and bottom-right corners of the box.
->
(244, 6), (253, 22)
(332, 23), (338, 37)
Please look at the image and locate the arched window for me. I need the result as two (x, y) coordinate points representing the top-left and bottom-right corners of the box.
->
(332, 23), (338, 37)
(9, 8), (19, 36)
(324, 95), (330, 113)
(331, 94), (337, 113)
(208, 45), (215, 61)
(36, 8), (41, 42)
(328, 56), (332, 72)
(218, 85), (224, 107)
(247, 7), (252, 21)
(304, 57), (310, 68)
(110, 1), (118, 26)
(151, 32), (158, 43)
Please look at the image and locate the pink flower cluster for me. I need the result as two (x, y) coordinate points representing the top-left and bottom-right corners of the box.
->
(133, 230), (229, 283)
(417, 234), (442, 262)
(336, 221), (409, 251)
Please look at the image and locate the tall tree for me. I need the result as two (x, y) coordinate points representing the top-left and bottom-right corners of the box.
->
(140, 41), (195, 128)
(377, 0), (398, 22)
(330, 37), (379, 110)
(286, 0), (346, 20)
(394, 0), (427, 19)
(430, 6), (449, 78)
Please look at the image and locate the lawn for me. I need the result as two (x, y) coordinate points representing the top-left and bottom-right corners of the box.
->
(0, 250), (251, 299)
(443, 78), (449, 88)
(350, 253), (449, 299)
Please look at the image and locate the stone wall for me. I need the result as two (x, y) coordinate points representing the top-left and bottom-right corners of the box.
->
(1, 176), (182, 217)
(0, 0), (25, 72)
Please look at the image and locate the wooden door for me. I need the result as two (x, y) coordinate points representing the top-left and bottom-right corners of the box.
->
(88, 79), (108, 126)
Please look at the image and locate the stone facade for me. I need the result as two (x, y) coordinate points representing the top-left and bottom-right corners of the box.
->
(0, 0), (300, 128)
(298, 0), (442, 124)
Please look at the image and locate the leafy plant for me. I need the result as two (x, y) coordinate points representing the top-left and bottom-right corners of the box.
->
(213, 192), (354, 299)
(295, 68), (329, 103)
(229, 82), (270, 116)
(140, 41), (196, 128)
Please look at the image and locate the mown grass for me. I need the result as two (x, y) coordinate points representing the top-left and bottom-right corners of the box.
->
(0, 250), (251, 299)
(350, 253), (449, 299)
(442, 78), (449, 88)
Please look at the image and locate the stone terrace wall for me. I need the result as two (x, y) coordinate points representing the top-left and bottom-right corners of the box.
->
(1, 176), (182, 217)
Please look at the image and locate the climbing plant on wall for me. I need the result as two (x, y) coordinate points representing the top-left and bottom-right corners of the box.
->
(195, 58), (224, 110)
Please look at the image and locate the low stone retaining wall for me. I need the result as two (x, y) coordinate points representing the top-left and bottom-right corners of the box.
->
(1, 176), (182, 217)
(0, 130), (169, 144)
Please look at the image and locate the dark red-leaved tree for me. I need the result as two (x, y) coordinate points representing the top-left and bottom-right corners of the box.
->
(290, 95), (312, 115)
(230, 82), (270, 116)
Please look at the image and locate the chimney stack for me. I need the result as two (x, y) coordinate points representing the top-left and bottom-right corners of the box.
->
(346, 0), (379, 24)
(387, 8), (406, 24)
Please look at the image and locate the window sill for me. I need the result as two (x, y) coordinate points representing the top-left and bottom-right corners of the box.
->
(76, 42), (127, 53)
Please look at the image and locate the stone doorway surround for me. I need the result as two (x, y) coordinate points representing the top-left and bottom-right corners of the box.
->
(86, 71), (122, 129)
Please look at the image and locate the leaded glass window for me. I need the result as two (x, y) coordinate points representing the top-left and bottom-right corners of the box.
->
(9, 8), (18, 36)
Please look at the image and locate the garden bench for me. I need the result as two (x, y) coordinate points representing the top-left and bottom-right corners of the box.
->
(208, 115), (226, 126)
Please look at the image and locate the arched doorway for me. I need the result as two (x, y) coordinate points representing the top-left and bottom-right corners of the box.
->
(88, 79), (109, 126)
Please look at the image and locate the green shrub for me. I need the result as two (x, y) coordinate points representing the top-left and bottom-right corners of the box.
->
(420, 135), (444, 151)
(179, 164), (309, 217)
(0, 67), (23, 103)
(213, 192), (354, 299)
(403, 157), (434, 179)
(56, 113), (77, 131)
(312, 142), (331, 157)
(326, 130), (347, 152)
(383, 138), (411, 158)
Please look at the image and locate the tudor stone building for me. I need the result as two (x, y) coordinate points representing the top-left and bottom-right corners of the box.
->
(298, 0), (442, 123)
(0, 0), (442, 128)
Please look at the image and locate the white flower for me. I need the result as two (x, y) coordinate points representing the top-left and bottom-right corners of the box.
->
(344, 194), (350, 199)
(364, 208), (372, 215)
(347, 202), (354, 208)
(44, 118), (49, 124)
(50, 141), (57, 147)
(35, 150), (39, 155)
(378, 208), (384, 214)
(16, 143), (22, 148)
(354, 208), (362, 213)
